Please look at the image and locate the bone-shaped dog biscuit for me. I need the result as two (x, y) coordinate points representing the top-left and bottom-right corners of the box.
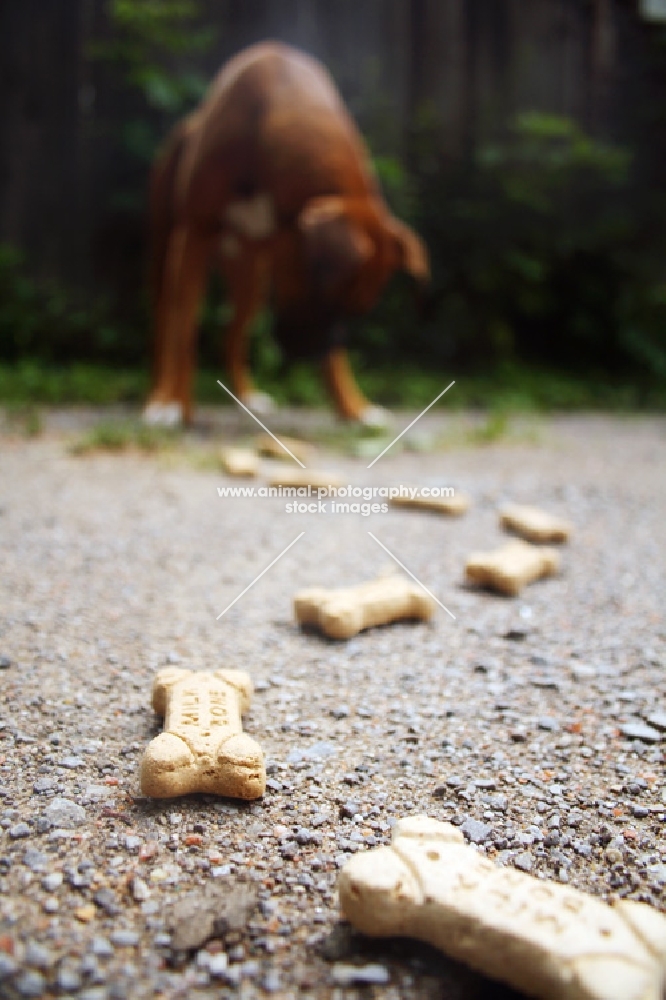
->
(339, 816), (666, 1000)
(220, 447), (259, 477)
(294, 576), (435, 639)
(390, 492), (470, 516)
(140, 668), (265, 799)
(500, 503), (572, 543)
(466, 539), (560, 596)
(254, 433), (313, 465)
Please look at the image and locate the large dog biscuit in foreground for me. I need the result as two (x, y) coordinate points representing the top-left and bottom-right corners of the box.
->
(294, 576), (435, 639)
(466, 539), (560, 596)
(390, 492), (470, 516)
(500, 503), (572, 543)
(141, 668), (265, 799)
(339, 816), (666, 1000)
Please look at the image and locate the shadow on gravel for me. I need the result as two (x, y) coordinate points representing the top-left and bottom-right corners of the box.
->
(320, 923), (525, 998)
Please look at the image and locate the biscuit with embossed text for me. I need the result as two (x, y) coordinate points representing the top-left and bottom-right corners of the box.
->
(140, 668), (265, 799)
(339, 816), (666, 1000)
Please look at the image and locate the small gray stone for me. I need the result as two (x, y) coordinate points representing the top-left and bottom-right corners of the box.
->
(32, 778), (55, 794)
(56, 965), (82, 991)
(15, 970), (47, 998)
(0, 953), (17, 979)
(647, 863), (666, 883)
(60, 755), (85, 768)
(514, 852), (534, 872)
(91, 937), (114, 958)
(9, 822), (31, 839)
(208, 953), (228, 976)
(93, 888), (120, 916)
(25, 941), (56, 969)
(131, 877), (150, 902)
(0, 656), (11, 670)
(22, 849), (47, 871)
(645, 713), (666, 732)
(42, 872), (63, 891)
(620, 722), (661, 743)
(461, 818), (493, 844)
(110, 930), (139, 947)
(44, 796), (86, 828)
(262, 969), (282, 993)
(332, 963), (390, 986)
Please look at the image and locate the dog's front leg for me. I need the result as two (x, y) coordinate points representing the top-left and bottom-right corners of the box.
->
(322, 341), (390, 428)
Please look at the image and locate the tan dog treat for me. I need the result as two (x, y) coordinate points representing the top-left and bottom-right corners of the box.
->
(220, 447), (259, 477)
(294, 576), (435, 639)
(254, 433), (313, 465)
(267, 467), (344, 490)
(390, 492), (470, 516)
(339, 816), (666, 1000)
(500, 503), (572, 543)
(140, 668), (265, 799)
(465, 539), (560, 596)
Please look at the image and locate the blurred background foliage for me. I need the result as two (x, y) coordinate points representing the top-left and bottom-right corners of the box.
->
(1, 0), (666, 406)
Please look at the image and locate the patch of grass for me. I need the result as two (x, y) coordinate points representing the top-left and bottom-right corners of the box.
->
(69, 420), (179, 455)
(4, 402), (43, 437)
(1, 359), (665, 411)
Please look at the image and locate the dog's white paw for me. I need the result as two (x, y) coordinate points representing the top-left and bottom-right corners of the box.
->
(242, 391), (276, 416)
(143, 401), (183, 428)
(358, 405), (392, 430)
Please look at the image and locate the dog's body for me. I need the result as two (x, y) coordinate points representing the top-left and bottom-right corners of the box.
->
(144, 41), (429, 427)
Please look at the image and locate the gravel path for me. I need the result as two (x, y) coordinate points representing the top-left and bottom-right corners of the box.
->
(0, 407), (665, 999)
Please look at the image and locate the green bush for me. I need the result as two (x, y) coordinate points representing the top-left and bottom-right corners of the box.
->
(360, 111), (666, 386)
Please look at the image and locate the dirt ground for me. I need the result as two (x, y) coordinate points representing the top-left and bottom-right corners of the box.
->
(0, 405), (665, 1000)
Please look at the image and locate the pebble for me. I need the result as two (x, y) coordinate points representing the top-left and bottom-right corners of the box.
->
(208, 953), (228, 976)
(42, 872), (63, 891)
(60, 756), (85, 768)
(22, 850), (47, 871)
(332, 963), (391, 986)
(57, 966), (82, 991)
(44, 797), (86, 828)
(110, 930), (139, 947)
(620, 722), (662, 743)
(24, 942), (55, 969)
(14, 970), (47, 997)
(91, 937), (114, 958)
(645, 712), (666, 732)
(131, 877), (150, 902)
(460, 818), (493, 844)
(513, 852), (534, 872)
(0, 656), (11, 669)
(9, 823), (31, 839)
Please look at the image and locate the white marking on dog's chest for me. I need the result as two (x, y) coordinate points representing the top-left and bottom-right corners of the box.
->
(225, 193), (276, 239)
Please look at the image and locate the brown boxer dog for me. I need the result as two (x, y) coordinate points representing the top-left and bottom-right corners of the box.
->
(144, 41), (429, 428)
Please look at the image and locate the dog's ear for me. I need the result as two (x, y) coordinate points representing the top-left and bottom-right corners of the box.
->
(298, 197), (374, 295)
(386, 217), (430, 285)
